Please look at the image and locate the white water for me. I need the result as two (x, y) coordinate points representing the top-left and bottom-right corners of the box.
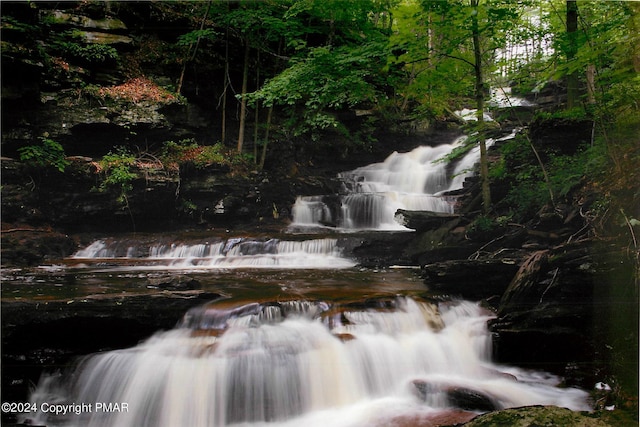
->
(25, 297), (589, 427)
(71, 237), (356, 269)
(292, 134), (514, 231)
(291, 138), (465, 231)
(292, 130), (519, 231)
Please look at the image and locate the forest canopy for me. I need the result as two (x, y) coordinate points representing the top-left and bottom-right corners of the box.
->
(2, 0), (638, 217)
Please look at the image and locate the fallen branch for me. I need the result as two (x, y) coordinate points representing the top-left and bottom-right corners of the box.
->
(1, 228), (50, 233)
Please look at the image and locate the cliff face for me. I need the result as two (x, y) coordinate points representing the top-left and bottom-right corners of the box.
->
(1, 2), (293, 252)
(1, 2), (214, 158)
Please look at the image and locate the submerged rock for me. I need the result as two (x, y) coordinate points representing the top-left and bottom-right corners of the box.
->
(146, 275), (201, 290)
(412, 380), (499, 412)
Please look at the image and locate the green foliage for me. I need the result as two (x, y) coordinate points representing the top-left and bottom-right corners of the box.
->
(98, 147), (137, 205)
(467, 214), (505, 240)
(1, 14), (47, 68)
(193, 144), (229, 168)
(1, 15), (38, 34)
(495, 135), (547, 219)
(178, 198), (198, 217)
(176, 29), (217, 46)
(49, 30), (118, 66)
(535, 108), (588, 122)
(161, 140), (249, 171)
(18, 137), (70, 173)
(61, 41), (118, 64)
(496, 133), (611, 220)
(246, 39), (388, 138)
(470, 215), (497, 233)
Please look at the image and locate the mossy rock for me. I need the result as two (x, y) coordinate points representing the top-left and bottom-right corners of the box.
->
(464, 405), (617, 427)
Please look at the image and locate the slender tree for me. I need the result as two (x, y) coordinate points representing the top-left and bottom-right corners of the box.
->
(470, 0), (491, 213)
(237, 39), (250, 153)
(566, 0), (579, 109)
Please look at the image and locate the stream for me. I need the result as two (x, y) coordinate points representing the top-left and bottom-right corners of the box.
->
(15, 129), (593, 426)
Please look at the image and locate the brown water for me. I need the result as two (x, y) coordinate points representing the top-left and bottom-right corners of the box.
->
(1, 265), (428, 303)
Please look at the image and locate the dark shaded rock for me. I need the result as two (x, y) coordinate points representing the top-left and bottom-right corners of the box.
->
(400, 214), (485, 265)
(1, 291), (222, 405)
(41, 10), (128, 32)
(491, 240), (639, 389)
(349, 231), (416, 267)
(0, 154), (312, 235)
(147, 275), (201, 290)
(0, 157), (183, 233)
(0, 228), (77, 267)
(395, 209), (461, 231)
(1, 291), (223, 343)
(529, 116), (594, 156)
(492, 105), (536, 125)
(514, 79), (568, 110)
(448, 388), (499, 412)
(422, 258), (521, 301)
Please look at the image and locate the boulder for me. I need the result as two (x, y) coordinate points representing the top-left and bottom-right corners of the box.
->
(412, 380), (499, 412)
(529, 116), (594, 156)
(394, 209), (461, 231)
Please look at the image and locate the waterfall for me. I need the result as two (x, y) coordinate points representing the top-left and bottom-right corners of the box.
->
(291, 140), (463, 231)
(24, 297), (589, 427)
(292, 129), (520, 231)
(71, 237), (356, 269)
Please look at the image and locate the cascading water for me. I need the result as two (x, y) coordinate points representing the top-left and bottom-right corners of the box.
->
(291, 130), (518, 231)
(24, 297), (589, 427)
(291, 141), (460, 231)
(71, 236), (356, 269)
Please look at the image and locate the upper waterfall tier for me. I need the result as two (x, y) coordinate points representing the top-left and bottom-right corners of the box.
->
(291, 130), (518, 231)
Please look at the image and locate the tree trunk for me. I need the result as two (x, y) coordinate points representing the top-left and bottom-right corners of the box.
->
(471, 0), (491, 214)
(253, 51), (261, 164)
(237, 40), (250, 153)
(629, 2), (640, 72)
(177, 2), (210, 95)
(566, 0), (579, 109)
(259, 105), (273, 171)
(258, 39), (281, 171)
(586, 64), (596, 104)
(221, 25), (229, 143)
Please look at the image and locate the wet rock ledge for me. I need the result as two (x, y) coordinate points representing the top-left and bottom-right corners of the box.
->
(1, 289), (222, 408)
